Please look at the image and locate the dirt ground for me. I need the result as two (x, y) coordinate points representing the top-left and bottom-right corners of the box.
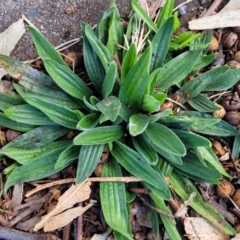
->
(0, 0), (226, 61)
(0, 0), (131, 61)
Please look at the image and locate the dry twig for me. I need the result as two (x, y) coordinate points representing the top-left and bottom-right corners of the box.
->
(201, 0), (223, 17)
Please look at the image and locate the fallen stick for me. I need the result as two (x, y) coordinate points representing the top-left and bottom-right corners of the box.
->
(0, 226), (58, 240)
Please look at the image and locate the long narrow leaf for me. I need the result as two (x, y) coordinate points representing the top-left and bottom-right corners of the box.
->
(119, 44), (152, 111)
(74, 126), (124, 145)
(0, 141), (71, 165)
(145, 123), (186, 156)
(170, 129), (211, 148)
(188, 94), (220, 112)
(23, 96), (79, 129)
(232, 133), (240, 160)
(171, 151), (221, 183)
(44, 59), (91, 100)
(205, 68), (240, 91)
(111, 141), (170, 200)
(0, 55), (57, 88)
(0, 112), (35, 132)
(14, 83), (79, 110)
(82, 24), (106, 91)
(4, 104), (55, 125)
(4, 153), (69, 192)
(55, 144), (80, 169)
(0, 125), (69, 150)
(132, 0), (157, 32)
(132, 135), (158, 165)
(102, 61), (118, 99)
(170, 173), (236, 236)
(76, 144), (104, 184)
(179, 66), (228, 102)
(150, 192), (182, 240)
(151, 17), (174, 72)
(28, 26), (67, 67)
(157, 50), (201, 91)
(100, 158), (133, 240)
(121, 44), (137, 82)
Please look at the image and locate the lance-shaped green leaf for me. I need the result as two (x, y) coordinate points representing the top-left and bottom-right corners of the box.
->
(111, 141), (170, 200)
(205, 68), (240, 91)
(188, 94), (220, 112)
(170, 173), (236, 236)
(179, 66), (228, 102)
(191, 118), (238, 136)
(191, 54), (216, 72)
(100, 158), (133, 240)
(76, 113), (100, 130)
(176, 111), (220, 129)
(132, 0), (157, 32)
(119, 43), (152, 111)
(232, 133), (240, 160)
(44, 59), (91, 100)
(0, 141), (72, 165)
(172, 151), (221, 183)
(145, 123), (186, 156)
(102, 61), (118, 99)
(0, 100), (13, 112)
(74, 126), (124, 145)
(23, 96), (79, 129)
(106, 2), (124, 58)
(129, 113), (149, 136)
(97, 6), (114, 44)
(0, 92), (25, 106)
(76, 144), (104, 184)
(132, 135), (158, 165)
(157, 50), (201, 91)
(150, 16), (174, 72)
(121, 43), (137, 82)
(28, 26), (68, 67)
(14, 83), (79, 110)
(0, 112), (34, 132)
(83, 23), (112, 71)
(4, 104), (55, 125)
(0, 55), (57, 89)
(141, 94), (160, 113)
(4, 152), (69, 192)
(156, 0), (174, 28)
(170, 129), (211, 148)
(142, 132), (182, 165)
(82, 24), (106, 91)
(150, 192), (182, 240)
(0, 125), (69, 150)
(197, 147), (231, 178)
(55, 144), (80, 169)
(96, 96), (122, 122)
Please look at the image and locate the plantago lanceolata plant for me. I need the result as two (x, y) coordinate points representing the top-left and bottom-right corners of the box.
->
(1, 0), (240, 238)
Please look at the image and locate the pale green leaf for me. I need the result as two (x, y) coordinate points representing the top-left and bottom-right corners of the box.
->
(129, 113), (149, 136)
(96, 96), (122, 122)
(74, 126), (124, 145)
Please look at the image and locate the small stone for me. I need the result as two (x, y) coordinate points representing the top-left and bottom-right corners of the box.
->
(65, 6), (75, 14)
